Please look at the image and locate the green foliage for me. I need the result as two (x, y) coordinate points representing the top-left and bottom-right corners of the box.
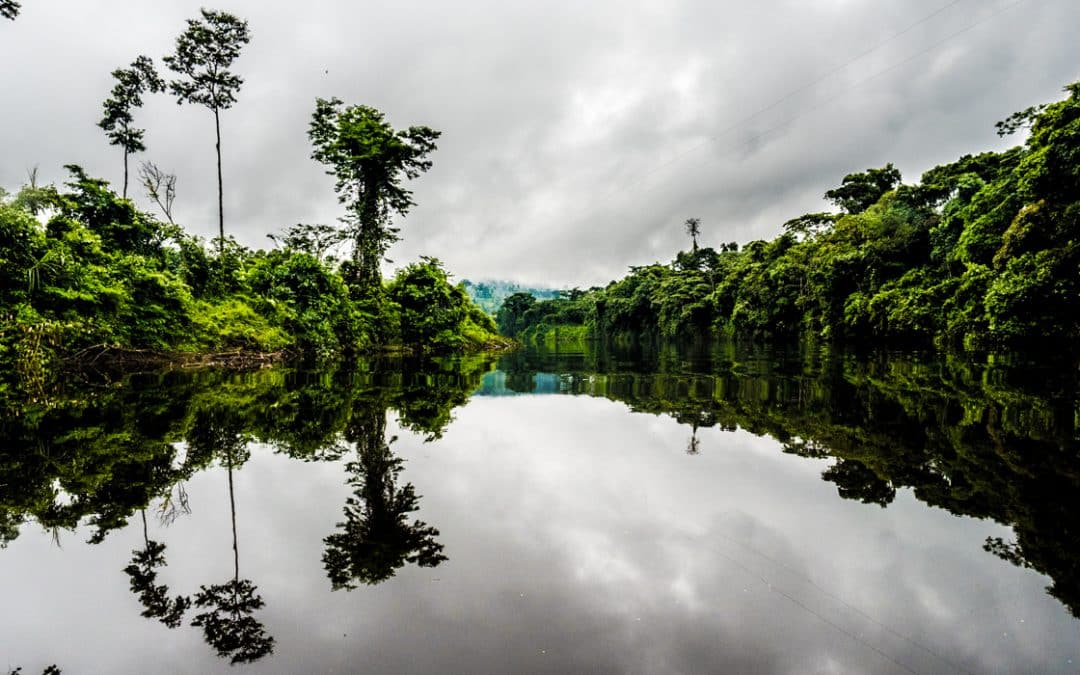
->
(0, 356), (492, 549)
(462, 280), (561, 315)
(825, 163), (902, 214)
(494, 340), (1080, 616)
(98, 55), (165, 197)
(163, 9), (250, 113)
(164, 8), (251, 250)
(188, 298), (290, 352)
(308, 98), (440, 289)
(387, 258), (506, 352)
(496, 292), (537, 336)
(245, 250), (356, 356)
(0, 168), (508, 393)
(511, 80), (1080, 347)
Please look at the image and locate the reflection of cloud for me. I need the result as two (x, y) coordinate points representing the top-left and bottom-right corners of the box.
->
(3, 1), (1080, 285)
(390, 396), (1076, 674)
(2, 397), (1077, 673)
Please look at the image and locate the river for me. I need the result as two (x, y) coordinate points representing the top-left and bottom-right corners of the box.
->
(1, 340), (1077, 673)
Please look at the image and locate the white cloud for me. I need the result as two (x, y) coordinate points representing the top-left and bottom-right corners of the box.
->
(1, 0), (1077, 286)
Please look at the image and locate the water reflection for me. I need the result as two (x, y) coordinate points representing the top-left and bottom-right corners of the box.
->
(324, 410), (447, 589)
(188, 408), (274, 664)
(0, 355), (491, 667)
(123, 511), (190, 628)
(0, 342), (1077, 671)
(492, 341), (1080, 618)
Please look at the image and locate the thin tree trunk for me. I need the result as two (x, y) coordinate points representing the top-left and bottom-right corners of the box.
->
(227, 446), (239, 582)
(123, 149), (129, 199)
(215, 108), (224, 256)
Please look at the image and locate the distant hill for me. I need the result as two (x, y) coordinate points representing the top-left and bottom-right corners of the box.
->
(461, 279), (563, 314)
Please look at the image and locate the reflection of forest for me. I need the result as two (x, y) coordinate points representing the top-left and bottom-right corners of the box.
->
(2, 343), (1077, 628)
(497, 341), (1080, 618)
(0, 354), (489, 664)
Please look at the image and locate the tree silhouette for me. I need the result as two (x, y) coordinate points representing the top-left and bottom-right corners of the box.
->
(187, 411), (273, 664)
(686, 425), (701, 455)
(323, 410), (446, 589)
(164, 9), (250, 254)
(123, 510), (191, 628)
(684, 217), (701, 253)
(191, 578), (273, 664)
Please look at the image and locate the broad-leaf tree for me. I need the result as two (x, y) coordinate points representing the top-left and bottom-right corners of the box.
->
(98, 56), (165, 198)
(323, 411), (446, 589)
(267, 222), (344, 262)
(308, 98), (441, 289)
(824, 163), (902, 214)
(164, 9), (250, 254)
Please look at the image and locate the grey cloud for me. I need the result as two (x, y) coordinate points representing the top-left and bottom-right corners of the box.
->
(2, 0), (1078, 286)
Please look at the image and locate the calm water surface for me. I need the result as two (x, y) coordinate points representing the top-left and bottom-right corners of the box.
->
(1, 342), (1077, 674)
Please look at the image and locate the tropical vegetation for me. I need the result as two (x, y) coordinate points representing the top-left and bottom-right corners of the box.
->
(0, 9), (508, 397)
(501, 81), (1080, 349)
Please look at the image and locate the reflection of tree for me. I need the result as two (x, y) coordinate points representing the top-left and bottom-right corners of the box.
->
(497, 342), (1080, 617)
(686, 425), (700, 455)
(123, 510), (191, 628)
(323, 411), (447, 589)
(188, 410), (274, 664)
(821, 460), (896, 507)
(394, 356), (494, 440)
(0, 357), (485, 547)
(192, 578), (273, 664)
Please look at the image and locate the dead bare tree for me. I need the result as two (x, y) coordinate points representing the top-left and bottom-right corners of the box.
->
(139, 161), (177, 224)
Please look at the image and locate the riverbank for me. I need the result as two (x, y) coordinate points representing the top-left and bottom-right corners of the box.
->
(0, 169), (514, 393)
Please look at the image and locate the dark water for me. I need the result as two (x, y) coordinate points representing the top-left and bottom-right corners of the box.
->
(1, 341), (1078, 674)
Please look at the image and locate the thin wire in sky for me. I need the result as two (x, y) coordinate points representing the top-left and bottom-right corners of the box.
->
(714, 525), (976, 675)
(590, 0), (969, 205)
(691, 0), (1032, 180)
(572, 0), (1032, 238)
(710, 534), (921, 675)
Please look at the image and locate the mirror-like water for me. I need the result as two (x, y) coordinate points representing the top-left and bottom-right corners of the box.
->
(1, 342), (1077, 674)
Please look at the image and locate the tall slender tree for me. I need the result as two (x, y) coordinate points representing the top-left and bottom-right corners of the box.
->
(187, 410), (273, 665)
(164, 9), (250, 254)
(98, 56), (165, 198)
(684, 217), (701, 253)
(308, 98), (440, 290)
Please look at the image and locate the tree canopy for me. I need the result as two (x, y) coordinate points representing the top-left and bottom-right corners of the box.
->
(504, 80), (1080, 348)
(163, 9), (251, 252)
(308, 98), (441, 289)
(98, 55), (165, 198)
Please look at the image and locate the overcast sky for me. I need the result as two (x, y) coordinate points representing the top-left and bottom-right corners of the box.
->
(2, 0), (1078, 287)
